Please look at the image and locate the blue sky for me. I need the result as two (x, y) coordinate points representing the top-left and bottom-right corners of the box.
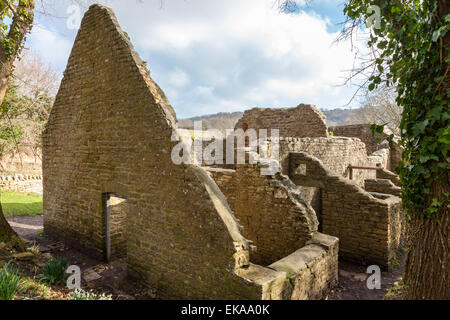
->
(27, 0), (365, 118)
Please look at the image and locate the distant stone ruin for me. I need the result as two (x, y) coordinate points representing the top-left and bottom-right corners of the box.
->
(329, 124), (403, 171)
(42, 4), (405, 300)
(235, 104), (328, 138)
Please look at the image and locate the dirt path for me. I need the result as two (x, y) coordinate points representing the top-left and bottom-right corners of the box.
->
(327, 259), (405, 300)
(7, 215), (404, 300)
(7, 216), (44, 243)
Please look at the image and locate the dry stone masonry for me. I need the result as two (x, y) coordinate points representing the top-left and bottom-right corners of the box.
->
(289, 152), (404, 269)
(328, 124), (387, 155)
(0, 174), (43, 194)
(365, 179), (402, 197)
(206, 158), (319, 266)
(0, 145), (42, 174)
(329, 124), (404, 171)
(235, 104), (328, 138)
(206, 155), (339, 299)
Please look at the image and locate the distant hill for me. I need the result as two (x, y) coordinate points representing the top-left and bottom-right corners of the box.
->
(322, 108), (362, 127)
(177, 108), (363, 132)
(177, 112), (244, 133)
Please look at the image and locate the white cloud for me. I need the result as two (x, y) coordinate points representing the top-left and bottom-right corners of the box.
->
(26, 0), (366, 118)
(26, 24), (72, 73)
(168, 68), (191, 88)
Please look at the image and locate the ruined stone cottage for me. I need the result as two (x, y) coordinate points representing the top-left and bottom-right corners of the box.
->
(186, 102), (403, 273)
(235, 105), (328, 138)
(43, 5), (340, 300)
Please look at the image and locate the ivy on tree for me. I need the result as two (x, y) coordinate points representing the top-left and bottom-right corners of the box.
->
(344, 0), (449, 220)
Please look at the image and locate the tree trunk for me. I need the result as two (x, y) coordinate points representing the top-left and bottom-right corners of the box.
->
(403, 178), (450, 299)
(403, 1), (450, 299)
(0, 198), (19, 239)
(0, 0), (35, 250)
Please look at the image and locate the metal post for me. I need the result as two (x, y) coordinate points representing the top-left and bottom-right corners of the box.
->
(105, 194), (111, 263)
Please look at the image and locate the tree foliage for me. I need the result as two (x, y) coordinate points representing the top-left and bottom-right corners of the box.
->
(342, 0), (449, 220)
(0, 0), (35, 71)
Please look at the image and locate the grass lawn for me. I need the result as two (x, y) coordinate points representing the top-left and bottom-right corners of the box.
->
(0, 192), (43, 217)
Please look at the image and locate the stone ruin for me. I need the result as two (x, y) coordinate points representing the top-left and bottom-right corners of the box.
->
(236, 104), (328, 138)
(329, 124), (403, 172)
(43, 4), (405, 300)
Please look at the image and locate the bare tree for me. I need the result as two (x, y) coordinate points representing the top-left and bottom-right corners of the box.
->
(7, 51), (59, 155)
(356, 83), (402, 135)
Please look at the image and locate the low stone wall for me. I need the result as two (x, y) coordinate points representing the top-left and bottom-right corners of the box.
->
(377, 168), (401, 187)
(268, 232), (339, 300)
(0, 174), (43, 194)
(276, 137), (374, 186)
(289, 152), (404, 269)
(235, 232), (339, 300)
(206, 158), (339, 300)
(365, 179), (402, 197)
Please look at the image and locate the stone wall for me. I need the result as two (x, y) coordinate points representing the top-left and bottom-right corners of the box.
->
(377, 168), (401, 187)
(207, 162), (339, 299)
(328, 124), (404, 171)
(276, 137), (373, 185)
(269, 233), (338, 299)
(289, 152), (404, 269)
(365, 179), (402, 197)
(389, 143), (403, 171)
(235, 104), (328, 138)
(270, 137), (378, 216)
(43, 4), (273, 300)
(235, 231), (339, 300)
(0, 174), (43, 194)
(367, 148), (390, 170)
(207, 160), (318, 266)
(328, 124), (386, 155)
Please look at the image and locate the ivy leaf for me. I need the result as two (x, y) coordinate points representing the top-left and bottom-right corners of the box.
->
(445, 13), (450, 23)
(432, 26), (449, 42)
(377, 41), (388, 49)
(412, 119), (429, 135)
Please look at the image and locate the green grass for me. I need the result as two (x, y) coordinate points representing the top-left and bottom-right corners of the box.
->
(0, 192), (43, 217)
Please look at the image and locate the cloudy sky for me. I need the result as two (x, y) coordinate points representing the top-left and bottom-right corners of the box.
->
(27, 0), (366, 118)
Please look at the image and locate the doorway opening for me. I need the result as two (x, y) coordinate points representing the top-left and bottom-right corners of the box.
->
(103, 193), (127, 262)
